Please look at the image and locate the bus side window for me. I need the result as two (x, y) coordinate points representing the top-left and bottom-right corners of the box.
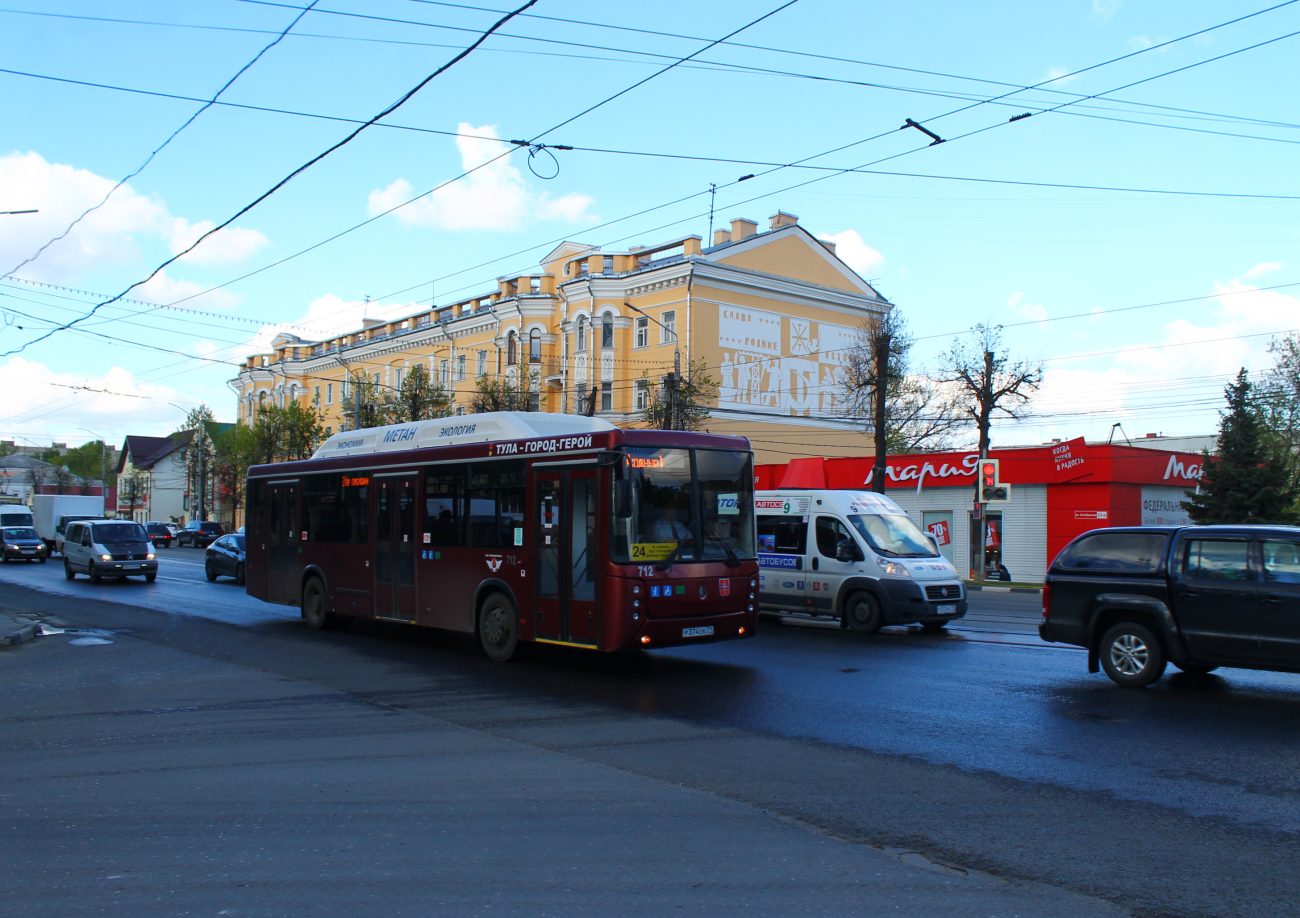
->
(757, 516), (805, 554)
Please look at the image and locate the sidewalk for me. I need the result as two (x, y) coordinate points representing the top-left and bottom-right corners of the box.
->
(0, 608), (43, 647)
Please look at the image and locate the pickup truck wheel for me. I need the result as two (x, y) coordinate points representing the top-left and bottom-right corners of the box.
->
(843, 591), (883, 634)
(1173, 661), (1219, 675)
(1099, 622), (1166, 687)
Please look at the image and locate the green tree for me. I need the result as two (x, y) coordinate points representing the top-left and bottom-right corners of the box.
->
(469, 372), (533, 413)
(340, 371), (389, 430)
(62, 441), (112, 488)
(1182, 369), (1298, 524)
(250, 402), (326, 464)
(642, 357), (719, 431)
(387, 364), (453, 423)
(177, 405), (216, 520)
(211, 424), (258, 529)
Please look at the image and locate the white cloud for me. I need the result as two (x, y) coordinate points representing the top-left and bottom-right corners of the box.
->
(820, 229), (884, 277)
(1244, 261), (1283, 279)
(1006, 291), (1048, 323)
(136, 271), (239, 313)
(0, 355), (194, 444)
(168, 218), (268, 266)
(1092, 0), (1122, 22)
(243, 293), (424, 355)
(0, 151), (267, 283)
(367, 123), (598, 231)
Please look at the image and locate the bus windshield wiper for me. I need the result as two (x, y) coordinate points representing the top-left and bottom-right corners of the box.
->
(655, 539), (685, 571)
(708, 536), (740, 568)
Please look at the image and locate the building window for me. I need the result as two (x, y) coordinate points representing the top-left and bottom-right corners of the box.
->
(507, 331), (518, 366)
(529, 329), (541, 363)
(576, 316), (588, 352)
(601, 314), (614, 349)
(372, 373), (380, 387)
(477, 350), (487, 377)
(634, 317), (648, 349)
(600, 381), (612, 412)
(661, 310), (676, 344)
(439, 359), (450, 387)
(393, 368), (403, 391)
(602, 255), (613, 273)
(635, 380), (648, 411)
(457, 354), (466, 381)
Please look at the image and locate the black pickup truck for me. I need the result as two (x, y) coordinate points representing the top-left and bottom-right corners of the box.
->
(1040, 525), (1300, 687)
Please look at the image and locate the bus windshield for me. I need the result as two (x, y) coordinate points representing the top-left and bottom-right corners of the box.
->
(847, 513), (938, 558)
(614, 446), (755, 565)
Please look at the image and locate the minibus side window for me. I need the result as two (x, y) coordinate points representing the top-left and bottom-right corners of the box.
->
(757, 516), (805, 554)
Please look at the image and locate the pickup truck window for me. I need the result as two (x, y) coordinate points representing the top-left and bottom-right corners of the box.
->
(1054, 531), (1167, 573)
(1262, 540), (1300, 583)
(1182, 539), (1250, 582)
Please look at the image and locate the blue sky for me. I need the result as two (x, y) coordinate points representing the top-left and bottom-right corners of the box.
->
(2, 0), (1297, 452)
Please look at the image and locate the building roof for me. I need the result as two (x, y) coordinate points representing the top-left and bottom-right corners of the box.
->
(120, 431), (192, 472)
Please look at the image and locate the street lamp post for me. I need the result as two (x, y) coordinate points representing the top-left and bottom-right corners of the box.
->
(624, 302), (681, 428)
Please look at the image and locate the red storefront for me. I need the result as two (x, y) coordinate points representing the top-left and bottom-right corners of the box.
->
(755, 437), (1205, 582)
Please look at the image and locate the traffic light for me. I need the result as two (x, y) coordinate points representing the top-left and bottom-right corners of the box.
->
(979, 458), (1011, 502)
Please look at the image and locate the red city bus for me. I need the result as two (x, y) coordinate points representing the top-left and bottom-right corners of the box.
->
(245, 412), (759, 661)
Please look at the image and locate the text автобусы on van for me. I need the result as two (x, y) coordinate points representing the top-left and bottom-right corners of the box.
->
(755, 490), (966, 633)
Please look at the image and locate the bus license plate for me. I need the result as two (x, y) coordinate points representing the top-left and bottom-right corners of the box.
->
(682, 625), (714, 638)
(935, 604), (956, 615)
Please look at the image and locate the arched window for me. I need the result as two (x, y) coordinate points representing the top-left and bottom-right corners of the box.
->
(576, 316), (588, 352)
(529, 329), (541, 363)
(507, 331), (518, 366)
(601, 313), (614, 349)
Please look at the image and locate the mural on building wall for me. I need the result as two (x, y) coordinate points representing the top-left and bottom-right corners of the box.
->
(718, 305), (856, 416)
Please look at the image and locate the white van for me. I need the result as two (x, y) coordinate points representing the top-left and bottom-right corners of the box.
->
(755, 489), (966, 632)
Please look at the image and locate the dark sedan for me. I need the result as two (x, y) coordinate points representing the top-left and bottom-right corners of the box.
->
(205, 533), (245, 584)
(1, 526), (48, 563)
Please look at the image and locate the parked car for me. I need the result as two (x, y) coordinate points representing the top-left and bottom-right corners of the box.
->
(1040, 524), (1300, 687)
(145, 522), (174, 548)
(1, 526), (48, 563)
(62, 519), (157, 583)
(176, 520), (224, 548)
(205, 533), (246, 584)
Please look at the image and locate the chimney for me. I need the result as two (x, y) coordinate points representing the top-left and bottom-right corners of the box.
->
(712, 228), (730, 246)
(769, 211), (799, 230)
(730, 218), (758, 242)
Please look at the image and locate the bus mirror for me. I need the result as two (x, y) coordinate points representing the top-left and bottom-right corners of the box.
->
(614, 480), (632, 518)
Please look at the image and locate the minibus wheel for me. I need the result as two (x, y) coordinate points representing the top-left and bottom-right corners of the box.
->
(478, 593), (519, 662)
(843, 591), (883, 634)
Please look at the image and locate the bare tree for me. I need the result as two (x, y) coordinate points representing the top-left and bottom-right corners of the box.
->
(118, 470), (150, 518)
(52, 465), (76, 494)
(340, 371), (389, 430)
(470, 372), (533, 413)
(642, 358), (719, 431)
(940, 323), (1042, 581)
(940, 324), (1042, 461)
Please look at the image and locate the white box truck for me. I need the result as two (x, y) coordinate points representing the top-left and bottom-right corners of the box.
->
(33, 494), (105, 553)
(755, 489), (966, 633)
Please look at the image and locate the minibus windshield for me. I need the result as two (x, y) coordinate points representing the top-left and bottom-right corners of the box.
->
(848, 513), (938, 558)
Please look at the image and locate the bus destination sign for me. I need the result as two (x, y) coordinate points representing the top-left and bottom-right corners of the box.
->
(488, 434), (595, 457)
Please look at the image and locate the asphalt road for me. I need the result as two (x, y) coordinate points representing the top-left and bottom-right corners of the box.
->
(1, 553), (1297, 916)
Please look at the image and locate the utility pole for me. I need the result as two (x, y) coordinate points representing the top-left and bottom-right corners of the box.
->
(870, 330), (890, 493)
(973, 348), (994, 584)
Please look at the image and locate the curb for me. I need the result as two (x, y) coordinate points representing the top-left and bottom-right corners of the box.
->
(1, 621), (41, 647)
(966, 584), (1043, 595)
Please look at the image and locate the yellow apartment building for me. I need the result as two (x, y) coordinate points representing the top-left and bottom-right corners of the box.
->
(232, 212), (891, 464)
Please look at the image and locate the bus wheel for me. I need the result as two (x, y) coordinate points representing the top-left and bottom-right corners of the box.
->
(843, 591), (883, 634)
(301, 577), (334, 631)
(478, 594), (519, 662)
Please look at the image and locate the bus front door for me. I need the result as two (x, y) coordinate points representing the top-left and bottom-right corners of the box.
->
(373, 474), (417, 623)
(534, 466), (599, 648)
(266, 481), (299, 605)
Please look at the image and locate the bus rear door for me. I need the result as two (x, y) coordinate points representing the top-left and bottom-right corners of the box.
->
(534, 464), (599, 648)
(374, 473), (417, 623)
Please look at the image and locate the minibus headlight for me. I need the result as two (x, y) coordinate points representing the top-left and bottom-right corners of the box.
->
(99, 553), (112, 562)
(880, 561), (911, 577)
